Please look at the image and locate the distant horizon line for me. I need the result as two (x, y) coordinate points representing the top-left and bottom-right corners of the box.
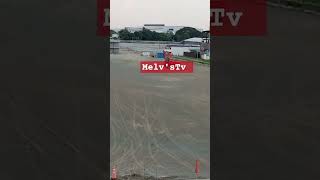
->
(111, 25), (210, 31)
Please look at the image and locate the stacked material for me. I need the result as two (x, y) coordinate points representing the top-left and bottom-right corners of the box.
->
(141, 51), (151, 56)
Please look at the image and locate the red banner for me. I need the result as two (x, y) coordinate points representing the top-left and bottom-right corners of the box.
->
(210, 0), (267, 36)
(97, 0), (110, 37)
(140, 60), (194, 73)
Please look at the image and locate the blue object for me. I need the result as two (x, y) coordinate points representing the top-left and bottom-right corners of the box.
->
(156, 52), (164, 59)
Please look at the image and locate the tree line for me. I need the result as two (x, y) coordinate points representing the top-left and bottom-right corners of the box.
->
(113, 27), (207, 42)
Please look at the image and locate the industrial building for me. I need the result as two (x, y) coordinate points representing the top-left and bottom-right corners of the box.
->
(138, 37), (210, 60)
(182, 38), (207, 45)
(169, 37), (210, 60)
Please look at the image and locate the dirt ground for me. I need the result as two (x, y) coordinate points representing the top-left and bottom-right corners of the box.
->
(110, 49), (210, 179)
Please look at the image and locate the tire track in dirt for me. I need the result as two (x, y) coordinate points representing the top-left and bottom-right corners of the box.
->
(110, 51), (210, 178)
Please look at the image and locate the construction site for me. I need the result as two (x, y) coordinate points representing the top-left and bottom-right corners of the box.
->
(110, 43), (210, 179)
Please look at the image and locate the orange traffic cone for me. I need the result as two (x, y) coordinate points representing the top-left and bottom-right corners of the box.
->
(195, 160), (200, 178)
(111, 167), (117, 180)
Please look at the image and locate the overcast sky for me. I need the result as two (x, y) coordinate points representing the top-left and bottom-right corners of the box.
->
(111, 0), (210, 30)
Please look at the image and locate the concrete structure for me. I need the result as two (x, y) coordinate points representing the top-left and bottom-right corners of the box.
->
(110, 39), (120, 54)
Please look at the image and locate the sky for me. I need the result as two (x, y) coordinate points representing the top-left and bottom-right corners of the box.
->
(110, 0), (210, 30)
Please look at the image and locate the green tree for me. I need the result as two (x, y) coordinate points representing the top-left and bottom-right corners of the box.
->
(133, 31), (143, 40)
(141, 28), (153, 40)
(167, 31), (174, 41)
(118, 27), (200, 41)
(118, 29), (132, 40)
(110, 30), (116, 35)
(173, 27), (202, 42)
